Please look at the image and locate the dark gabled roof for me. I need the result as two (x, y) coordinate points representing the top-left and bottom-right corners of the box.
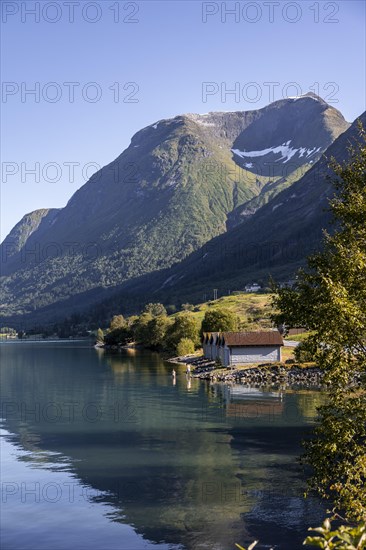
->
(201, 332), (220, 344)
(221, 331), (284, 347)
(209, 332), (220, 344)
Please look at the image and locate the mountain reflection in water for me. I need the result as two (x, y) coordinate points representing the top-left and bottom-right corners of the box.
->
(0, 341), (325, 549)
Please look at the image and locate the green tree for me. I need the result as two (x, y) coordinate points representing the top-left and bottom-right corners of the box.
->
(176, 337), (195, 356)
(126, 315), (139, 327)
(143, 303), (167, 317)
(272, 128), (366, 521)
(104, 324), (133, 346)
(146, 315), (173, 349)
(96, 328), (104, 344)
(167, 312), (199, 350)
(133, 313), (153, 344)
(0, 327), (17, 335)
(201, 308), (239, 334)
(110, 315), (126, 330)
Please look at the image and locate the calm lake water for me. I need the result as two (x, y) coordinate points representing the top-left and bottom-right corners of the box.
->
(0, 341), (326, 550)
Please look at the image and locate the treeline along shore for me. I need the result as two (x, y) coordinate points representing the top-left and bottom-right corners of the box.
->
(94, 296), (353, 390)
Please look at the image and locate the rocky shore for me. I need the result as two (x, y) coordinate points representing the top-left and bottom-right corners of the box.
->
(168, 354), (326, 388)
(169, 353), (324, 387)
(193, 363), (324, 388)
(189, 359), (363, 389)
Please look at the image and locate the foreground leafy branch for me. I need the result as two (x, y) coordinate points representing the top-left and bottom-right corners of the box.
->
(304, 519), (366, 549)
(237, 519), (366, 549)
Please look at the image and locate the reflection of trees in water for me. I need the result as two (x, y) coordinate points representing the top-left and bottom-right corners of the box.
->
(296, 391), (325, 421)
(107, 351), (173, 385)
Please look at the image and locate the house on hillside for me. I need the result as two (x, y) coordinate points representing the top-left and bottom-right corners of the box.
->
(203, 331), (284, 366)
(245, 283), (261, 292)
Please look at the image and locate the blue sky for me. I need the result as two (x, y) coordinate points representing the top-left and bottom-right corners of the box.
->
(1, 0), (365, 239)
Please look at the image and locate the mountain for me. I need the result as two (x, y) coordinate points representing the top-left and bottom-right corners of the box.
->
(0, 95), (349, 324)
(231, 93), (346, 176)
(1, 209), (60, 260)
(114, 111), (365, 309)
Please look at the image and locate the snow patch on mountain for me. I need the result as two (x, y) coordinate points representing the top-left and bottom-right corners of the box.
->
(288, 94), (321, 102)
(232, 141), (322, 164)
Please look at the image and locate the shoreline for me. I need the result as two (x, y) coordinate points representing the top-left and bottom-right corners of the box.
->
(167, 353), (326, 388)
(171, 355), (364, 390)
(95, 345), (334, 389)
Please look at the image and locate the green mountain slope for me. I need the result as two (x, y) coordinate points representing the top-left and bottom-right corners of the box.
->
(1, 209), (60, 260)
(0, 95), (349, 323)
(105, 110), (366, 310)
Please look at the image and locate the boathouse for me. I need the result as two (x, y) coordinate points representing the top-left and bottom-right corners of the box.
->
(203, 331), (284, 366)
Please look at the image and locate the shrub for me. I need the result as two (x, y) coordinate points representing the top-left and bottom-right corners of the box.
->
(294, 341), (315, 363)
(176, 337), (195, 356)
